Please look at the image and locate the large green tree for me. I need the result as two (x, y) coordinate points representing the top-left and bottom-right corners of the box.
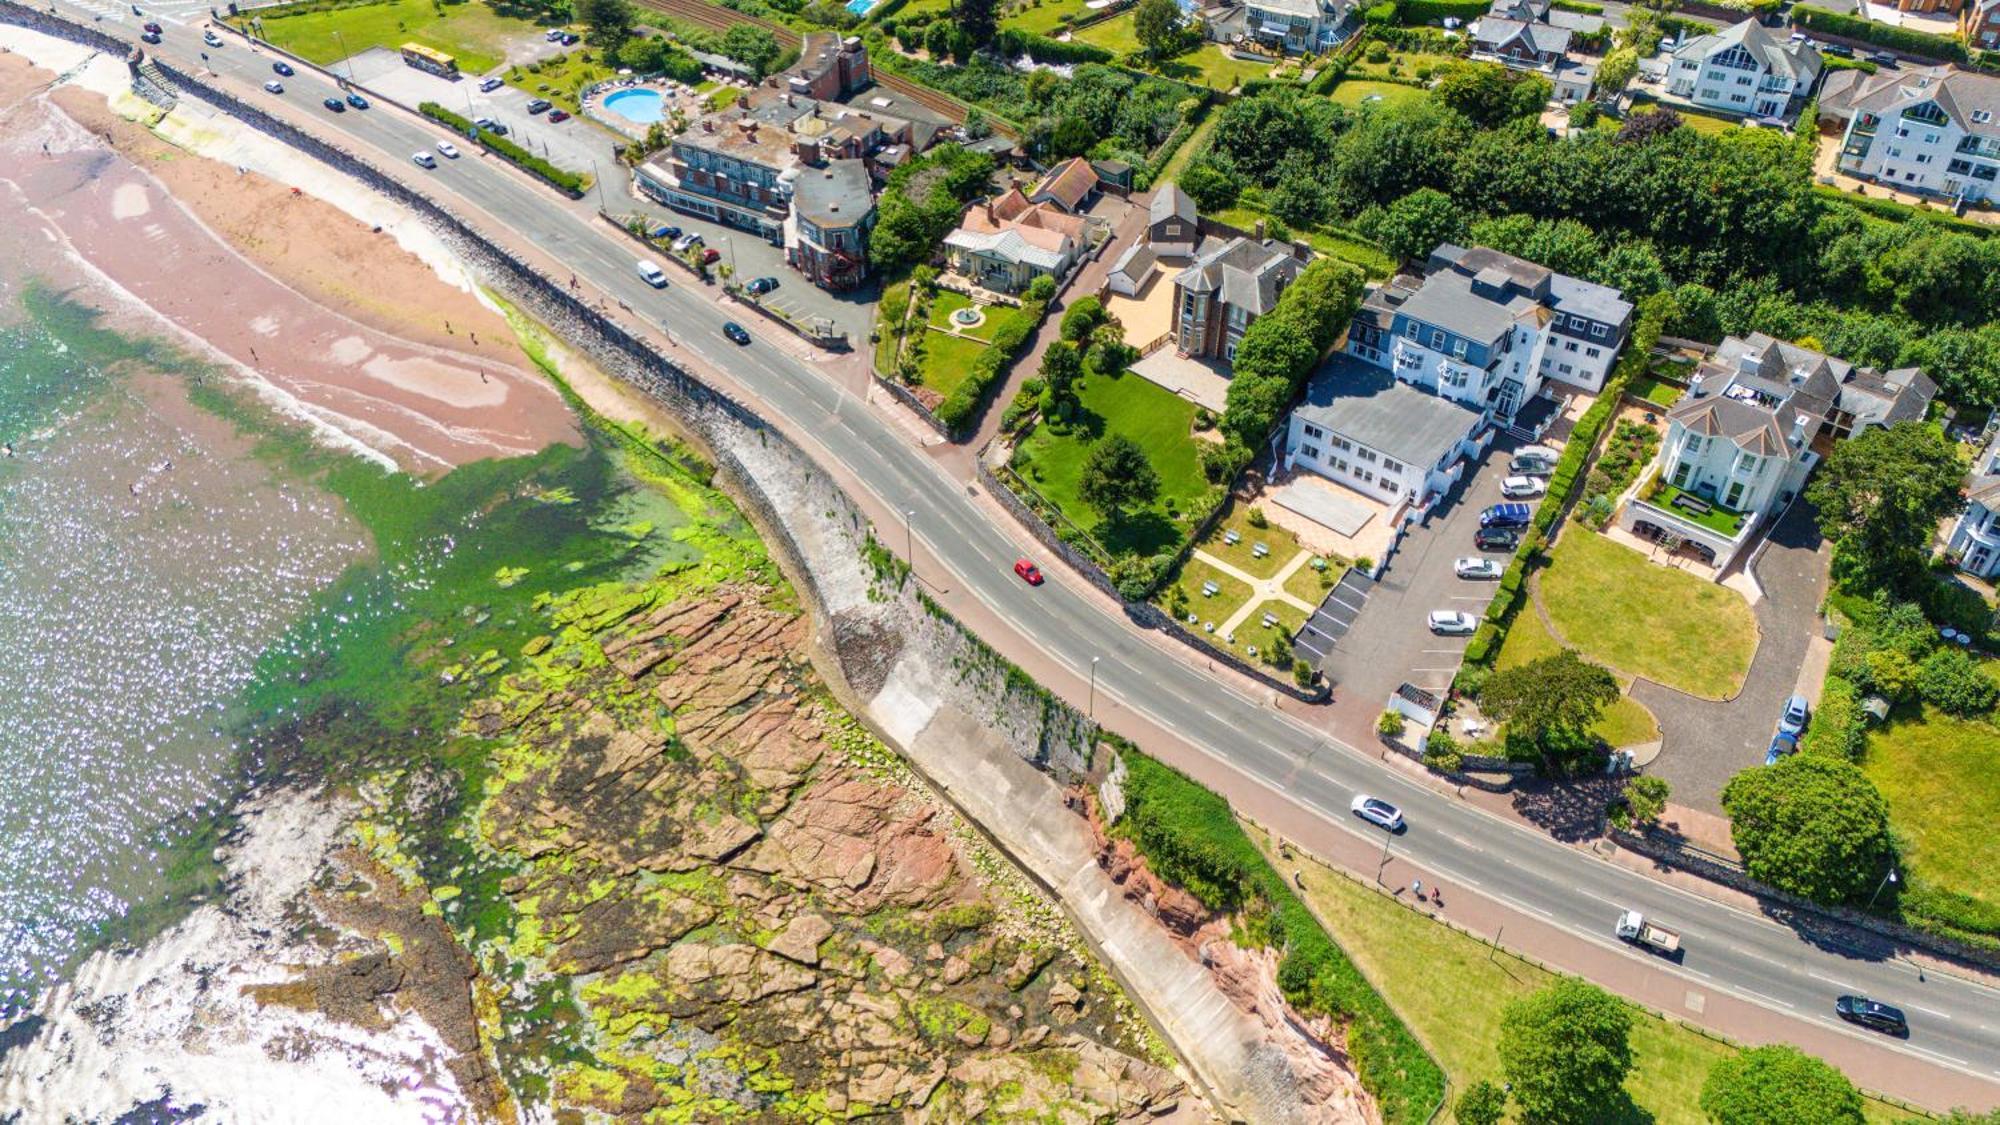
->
(1498, 979), (1635, 1125)
(719, 24), (783, 77)
(576, 0), (634, 46)
(1700, 1045), (1864, 1125)
(1133, 0), (1185, 59)
(1720, 754), (1893, 905)
(1431, 60), (1551, 127)
(1807, 421), (1965, 591)
(956, 0), (999, 51)
(1078, 433), (1161, 522)
(1374, 188), (1467, 264)
(1455, 1080), (1507, 1125)
(1479, 649), (1621, 775)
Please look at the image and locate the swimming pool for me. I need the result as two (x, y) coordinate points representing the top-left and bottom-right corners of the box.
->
(603, 88), (666, 125)
(844, 0), (878, 14)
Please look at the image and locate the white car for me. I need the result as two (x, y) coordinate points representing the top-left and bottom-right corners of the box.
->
(1350, 794), (1404, 832)
(412, 151), (437, 169)
(436, 140), (460, 159)
(262, 80), (284, 94)
(1428, 610), (1479, 635)
(1454, 557), (1503, 580)
(671, 232), (704, 253)
(202, 30), (222, 47)
(1501, 475), (1547, 499)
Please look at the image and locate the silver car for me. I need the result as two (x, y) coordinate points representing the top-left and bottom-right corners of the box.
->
(1428, 610), (1479, 635)
(1350, 794), (1405, 832)
(1454, 557), (1503, 580)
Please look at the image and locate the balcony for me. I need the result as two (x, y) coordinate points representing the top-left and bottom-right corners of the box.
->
(1639, 483), (1750, 538)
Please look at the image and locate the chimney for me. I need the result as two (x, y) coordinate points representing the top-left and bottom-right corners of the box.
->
(1791, 412), (1812, 447)
(1254, 218), (1266, 240)
(1737, 350), (1761, 375)
(984, 198), (995, 223)
(1689, 373), (1707, 398)
(1292, 238), (1311, 262)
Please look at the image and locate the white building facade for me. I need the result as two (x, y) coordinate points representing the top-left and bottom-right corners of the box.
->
(1946, 429), (2000, 578)
(1665, 19), (1821, 122)
(1821, 64), (2000, 204)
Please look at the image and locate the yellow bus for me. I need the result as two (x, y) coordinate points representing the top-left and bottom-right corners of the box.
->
(399, 43), (458, 77)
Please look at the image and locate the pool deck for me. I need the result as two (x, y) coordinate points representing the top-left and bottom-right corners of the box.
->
(583, 76), (753, 138)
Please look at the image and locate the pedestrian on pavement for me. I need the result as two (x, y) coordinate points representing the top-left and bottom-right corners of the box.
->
(1411, 878), (1423, 899)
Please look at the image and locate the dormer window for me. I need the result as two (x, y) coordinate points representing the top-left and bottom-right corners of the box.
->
(1976, 111), (1994, 124)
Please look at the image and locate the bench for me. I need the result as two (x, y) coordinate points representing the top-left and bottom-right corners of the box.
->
(1251, 542), (1269, 559)
(1223, 529), (1242, 546)
(1201, 580), (1220, 597)
(1671, 492), (1712, 517)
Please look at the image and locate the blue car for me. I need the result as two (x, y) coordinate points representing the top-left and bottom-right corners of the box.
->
(1766, 731), (1799, 766)
(1480, 502), (1534, 529)
(346, 92), (369, 109)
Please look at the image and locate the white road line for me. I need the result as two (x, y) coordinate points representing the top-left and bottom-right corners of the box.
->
(1738, 988), (1796, 1010)
(1910, 1047), (1972, 1067)
(1687, 968), (1714, 980)
(1808, 971), (1850, 987)
(1505, 898), (1554, 920)
(1904, 1004), (1954, 1020)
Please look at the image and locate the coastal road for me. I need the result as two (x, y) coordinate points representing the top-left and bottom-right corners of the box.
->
(58, 11), (2000, 1110)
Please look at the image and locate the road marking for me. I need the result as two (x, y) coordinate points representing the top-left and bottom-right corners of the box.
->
(1420, 648), (1464, 654)
(1738, 988), (1796, 1010)
(1808, 972), (1849, 987)
(1686, 968), (1714, 980)
(1504, 898), (1553, 920)
(1909, 1047), (1971, 1067)
(1903, 1003), (1953, 1020)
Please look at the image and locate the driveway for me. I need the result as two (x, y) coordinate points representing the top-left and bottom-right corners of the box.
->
(1634, 500), (1830, 812)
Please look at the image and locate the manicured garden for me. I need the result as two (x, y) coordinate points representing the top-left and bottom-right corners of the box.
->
(1536, 529), (1758, 700)
(999, 0), (1096, 35)
(1644, 482), (1750, 537)
(1152, 500), (1333, 672)
(1862, 683), (2000, 909)
(237, 0), (540, 74)
(505, 49), (618, 113)
(1252, 824), (1910, 1125)
(1209, 205), (1397, 278)
(877, 278), (1044, 416)
(1493, 608), (1662, 750)
(1326, 78), (1428, 111)
(1628, 374), (1686, 408)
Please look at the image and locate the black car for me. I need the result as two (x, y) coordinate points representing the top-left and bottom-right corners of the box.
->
(1835, 995), (1908, 1036)
(346, 92), (369, 109)
(1869, 51), (1898, 67)
(1822, 41), (1853, 58)
(722, 322), (751, 345)
(272, 61), (294, 77)
(525, 98), (552, 114)
(746, 276), (779, 295)
(1475, 527), (1521, 552)
(322, 96), (346, 112)
(560, 32), (579, 44)
(141, 29), (161, 43)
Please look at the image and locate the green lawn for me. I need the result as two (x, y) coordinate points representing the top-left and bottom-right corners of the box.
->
(1157, 110), (1220, 183)
(1158, 45), (1282, 91)
(928, 290), (1032, 345)
(1863, 693), (2000, 908)
(1235, 596), (1309, 668)
(505, 49), (617, 113)
(1249, 825), (1911, 1125)
(1345, 49), (1458, 82)
(910, 330), (993, 399)
(1193, 500), (1305, 581)
(1493, 609), (1661, 750)
(1011, 370), (1214, 558)
(1629, 375), (1685, 408)
(1001, 0), (1095, 35)
(1537, 530), (1758, 700)
(241, 0), (542, 74)
(1645, 483), (1750, 538)
(1285, 554), (1345, 604)
(1073, 11), (1140, 53)
(1326, 78), (1428, 111)
(1160, 557), (1253, 629)
(1209, 205), (1397, 278)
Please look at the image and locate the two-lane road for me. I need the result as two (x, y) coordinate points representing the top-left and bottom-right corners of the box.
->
(62, 10), (2000, 1109)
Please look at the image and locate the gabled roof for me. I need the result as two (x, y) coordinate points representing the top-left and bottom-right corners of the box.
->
(1150, 183), (1196, 226)
(944, 226), (1071, 270)
(1673, 18), (1821, 85)
(1820, 63), (2000, 140)
(1173, 236), (1304, 316)
(950, 190), (1086, 269)
(1473, 16), (1572, 56)
(1670, 332), (1930, 454)
(1109, 243), (1159, 284)
(1030, 157), (1099, 212)
(1399, 244), (1630, 347)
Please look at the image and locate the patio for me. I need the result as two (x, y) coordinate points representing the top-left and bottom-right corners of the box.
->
(1128, 348), (1231, 414)
(1103, 262), (1177, 354)
(1264, 472), (1399, 564)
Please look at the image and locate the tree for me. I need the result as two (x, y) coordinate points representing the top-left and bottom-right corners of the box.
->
(1498, 979), (1635, 1125)
(924, 18), (955, 60)
(616, 34), (665, 72)
(1807, 422), (1965, 592)
(1374, 188), (1467, 264)
(1456, 1081), (1507, 1125)
(1431, 60), (1551, 127)
(1596, 46), (1638, 96)
(1917, 647), (1999, 716)
(1178, 159), (1242, 212)
(1720, 754), (1893, 904)
(577, 0), (634, 46)
(720, 24), (783, 77)
(1061, 295), (1107, 342)
(1038, 341), (1084, 422)
(1078, 434), (1161, 521)
(1700, 1045), (1864, 1125)
(1622, 774), (1670, 827)
(1616, 107), (1683, 144)
(955, 0), (998, 52)
(1134, 0), (1184, 59)
(1480, 650), (1621, 775)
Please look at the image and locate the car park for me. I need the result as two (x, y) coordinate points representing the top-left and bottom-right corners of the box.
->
(1780, 693), (1810, 736)
(435, 141), (460, 158)
(525, 98), (552, 115)
(1428, 610), (1479, 635)
(480, 76), (505, 92)
(1836, 995), (1908, 1036)
(263, 80), (284, 94)
(322, 96), (345, 112)
(1480, 502), (1534, 529)
(548, 109), (570, 123)
(412, 151), (437, 168)
(346, 93), (369, 109)
(1013, 558), (1044, 585)
(1475, 527), (1521, 552)
(272, 61), (294, 77)
(1350, 794), (1404, 832)
(722, 321), (751, 345)
(1454, 557), (1503, 580)
(202, 30), (221, 46)
(1500, 476), (1547, 499)
(652, 225), (682, 241)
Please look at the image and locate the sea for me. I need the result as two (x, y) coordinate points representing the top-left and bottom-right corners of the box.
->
(0, 260), (366, 1013)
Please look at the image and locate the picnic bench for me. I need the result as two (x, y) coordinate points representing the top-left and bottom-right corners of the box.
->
(1670, 491), (1712, 517)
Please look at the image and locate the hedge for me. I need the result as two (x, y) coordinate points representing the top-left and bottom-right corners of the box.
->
(1394, 0), (1490, 23)
(1792, 5), (1968, 63)
(418, 103), (587, 196)
(1114, 744), (1446, 1124)
(1815, 187), (1997, 236)
(934, 295), (1047, 433)
(1550, 0), (1603, 11)
(995, 27), (1116, 65)
(1800, 673), (1867, 760)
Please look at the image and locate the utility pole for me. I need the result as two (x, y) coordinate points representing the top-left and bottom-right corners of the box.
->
(331, 28), (353, 81)
(1088, 656), (1101, 718)
(903, 508), (916, 579)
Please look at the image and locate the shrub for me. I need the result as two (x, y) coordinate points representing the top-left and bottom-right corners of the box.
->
(1378, 709), (1407, 737)
(1800, 675), (1868, 761)
(1025, 274), (1057, 301)
(1917, 647), (1999, 716)
(1061, 295), (1107, 342)
(1463, 623), (1497, 665)
(1293, 658), (1317, 688)
(1246, 506), (1268, 528)
(1792, 4), (1967, 62)
(417, 103), (586, 195)
(1423, 729), (1463, 773)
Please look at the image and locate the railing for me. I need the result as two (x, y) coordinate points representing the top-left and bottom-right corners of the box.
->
(1137, 332), (1172, 358)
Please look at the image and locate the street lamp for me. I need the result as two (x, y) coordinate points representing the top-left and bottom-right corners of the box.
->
(1088, 656), (1101, 718)
(331, 28), (354, 82)
(589, 158), (606, 211)
(1375, 826), (1393, 886)
(903, 509), (915, 578)
(1867, 866), (1899, 911)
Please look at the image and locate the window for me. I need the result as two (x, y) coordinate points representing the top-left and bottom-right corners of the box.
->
(1356, 468), (1374, 483)
(1301, 444), (1321, 460)
(1730, 93), (1749, 105)
(1382, 458), (1402, 474)
(1590, 323), (1607, 338)
(1586, 346), (1601, 359)
(1333, 436), (1351, 452)
(1926, 132), (1940, 144)
(1303, 423), (1324, 439)
(1976, 110), (1994, 124)
(1671, 460), (1692, 487)
(1430, 329), (1446, 349)
(1357, 447), (1379, 463)
(1565, 340), (1578, 352)
(1725, 480), (1745, 508)
(1918, 154), (1933, 165)
(1558, 362), (1573, 374)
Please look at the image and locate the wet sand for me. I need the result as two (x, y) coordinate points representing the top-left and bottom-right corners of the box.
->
(0, 51), (578, 473)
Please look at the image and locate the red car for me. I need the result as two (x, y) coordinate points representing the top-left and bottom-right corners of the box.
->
(1013, 558), (1044, 586)
(701, 247), (722, 264)
(547, 108), (570, 122)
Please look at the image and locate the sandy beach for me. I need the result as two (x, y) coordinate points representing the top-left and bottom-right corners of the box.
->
(0, 48), (577, 473)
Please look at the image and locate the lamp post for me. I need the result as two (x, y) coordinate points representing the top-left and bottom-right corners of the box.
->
(1375, 826), (1393, 886)
(1088, 656), (1101, 718)
(589, 158), (606, 211)
(331, 28), (354, 81)
(1867, 866), (1899, 911)
(903, 508), (915, 579)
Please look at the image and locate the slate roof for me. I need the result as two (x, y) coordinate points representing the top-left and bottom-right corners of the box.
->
(1109, 243), (1159, 285)
(1670, 332), (1933, 453)
(1150, 183), (1196, 226)
(1031, 157), (1100, 212)
(1674, 18), (1821, 85)
(1490, 0), (1602, 32)
(1820, 63), (2000, 140)
(1294, 359), (1485, 470)
(790, 159), (873, 228)
(1473, 16), (1572, 57)
(1173, 236), (1304, 317)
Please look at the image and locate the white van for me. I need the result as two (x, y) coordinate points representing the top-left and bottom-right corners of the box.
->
(636, 260), (668, 288)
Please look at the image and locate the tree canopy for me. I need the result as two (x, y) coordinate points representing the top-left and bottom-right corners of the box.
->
(1133, 0), (1186, 59)
(576, 0), (634, 45)
(1807, 422), (1966, 592)
(1498, 979), (1635, 1125)
(1375, 188), (1467, 264)
(1720, 754), (1893, 905)
(1078, 434), (1162, 521)
(1700, 1045), (1865, 1125)
(1480, 649), (1621, 775)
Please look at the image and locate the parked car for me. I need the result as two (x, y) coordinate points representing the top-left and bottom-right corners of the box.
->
(722, 321), (751, 345)
(346, 93), (369, 109)
(1480, 502), (1534, 529)
(480, 76), (506, 92)
(1501, 475), (1548, 499)
(544, 28), (563, 41)
(141, 30), (160, 43)
(271, 60), (294, 77)
(141, 20), (161, 33)
(525, 98), (552, 114)
(701, 247), (722, 265)
(1765, 731), (1798, 766)
(1454, 557), (1503, 580)
(1823, 42), (1853, 58)
(1509, 454), (1556, 476)
(412, 151), (438, 168)
(263, 80), (284, 94)
(1350, 794), (1404, 832)
(1013, 558), (1044, 585)
(202, 30), (221, 46)
(560, 31), (579, 44)
(1428, 610), (1479, 635)
(548, 109), (570, 122)
(671, 232), (703, 253)
(746, 276), (780, 295)
(1869, 51), (1898, 67)
(435, 140), (460, 159)
(1475, 527), (1521, 552)
(322, 96), (345, 112)
(1836, 995), (1908, 1036)
(473, 116), (507, 135)
(652, 225), (682, 241)
(1780, 693), (1810, 736)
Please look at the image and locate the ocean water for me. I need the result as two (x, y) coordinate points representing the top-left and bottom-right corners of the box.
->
(0, 274), (365, 1010)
